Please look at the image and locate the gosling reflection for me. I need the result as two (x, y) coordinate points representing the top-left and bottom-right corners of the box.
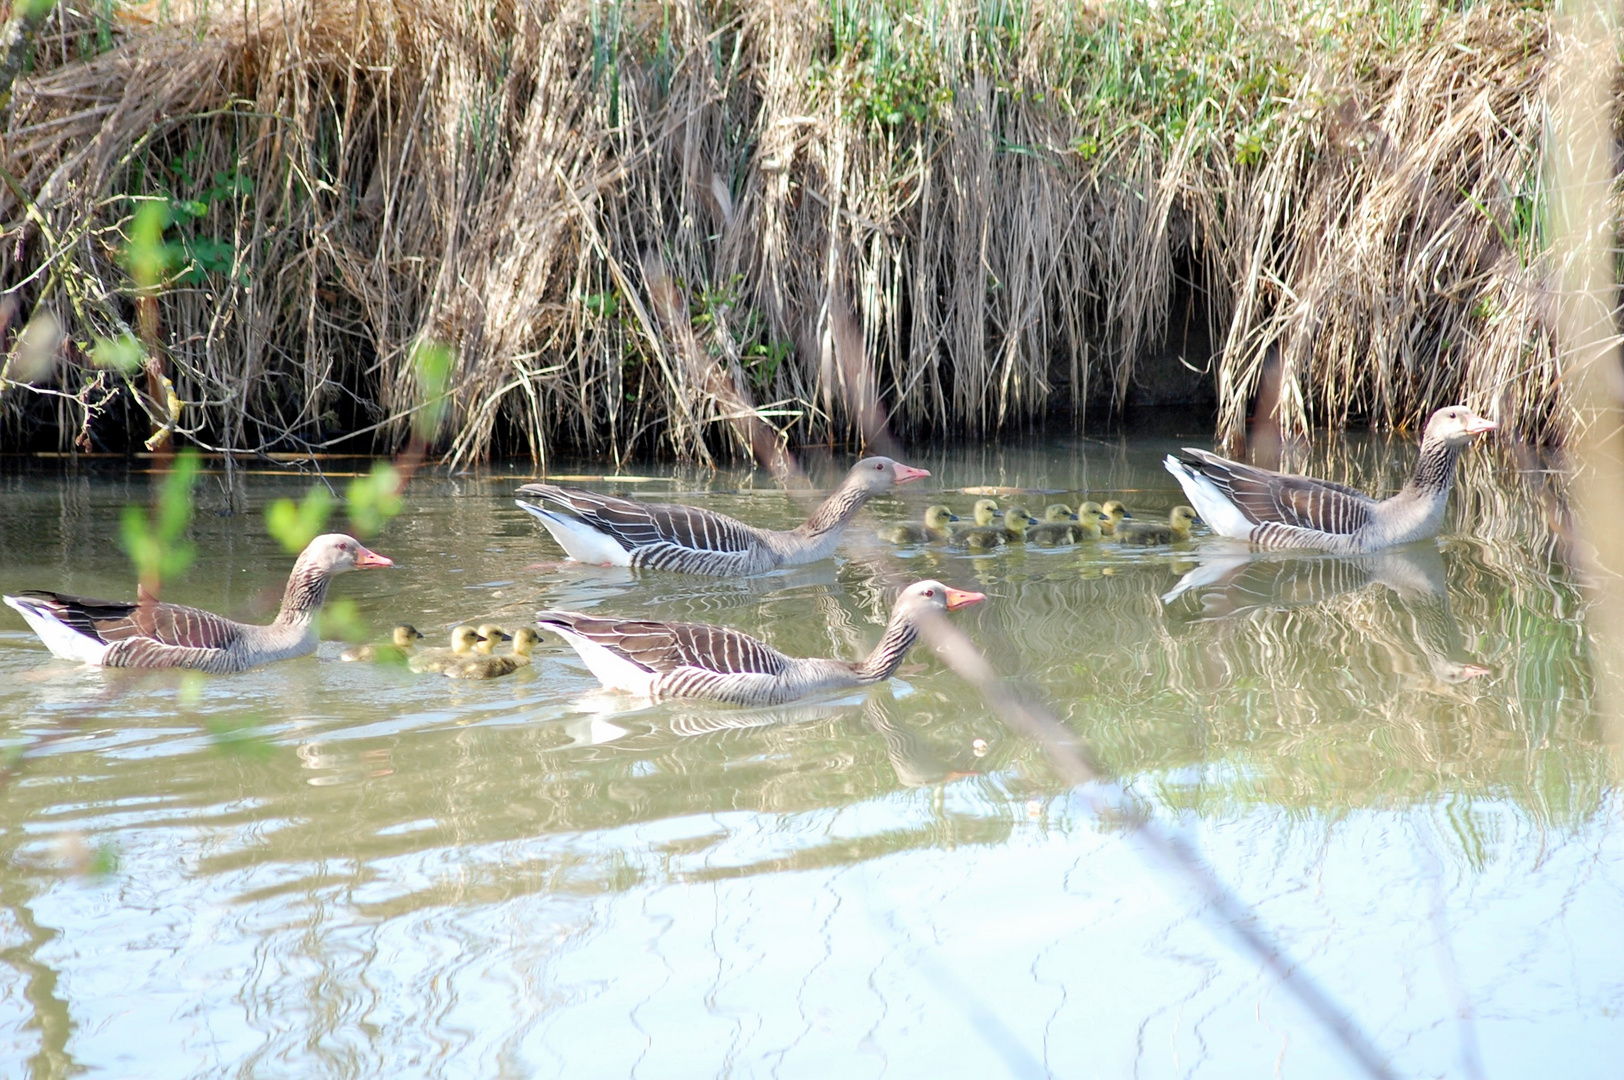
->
(1163, 544), (1490, 683)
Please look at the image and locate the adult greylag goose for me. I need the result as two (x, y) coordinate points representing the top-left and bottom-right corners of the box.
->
(1117, 506), (1200, 546)
(409, 625), (485, 673)
(3, 534), (392, 672)
(878, 504), (959, 544)
(447, 627), (540, 679)
(536, 579), (986, 706)
(340, 623), (423, 662)
(1164, 405), (1496, 553)
(1025, 504), (1083, 545)
(515, 456), (929, 575)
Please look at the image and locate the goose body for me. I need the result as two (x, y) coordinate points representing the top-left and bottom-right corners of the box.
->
(879, 505), (959, 545)
(448, 627), (540, 679)
(341, 623), (423, 663)
(410, 625), (485, 673)
(1164, 406), (1496, 554)
(3, 535), (392, 672)
(1117, 506), (1200, 546)
(515, 457), (928, 576)
(537, 580), (985, 706)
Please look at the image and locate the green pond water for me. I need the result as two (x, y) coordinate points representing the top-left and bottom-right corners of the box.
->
(0, 430), (1618, 1079)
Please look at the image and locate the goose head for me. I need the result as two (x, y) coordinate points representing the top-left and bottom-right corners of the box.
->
(923, 505), (959, 530)
(1042, 504), (1077, 523)
(391, 624), (424, 648)
(895, 579), (987, 620)
(297, 534), (393, 575)
(1424, 405), (1497, 448)
(969, 498), (1002, 526)
(848, 456), (930, 493)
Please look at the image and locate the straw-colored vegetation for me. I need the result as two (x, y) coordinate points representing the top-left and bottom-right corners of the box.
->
(0, 0), (1577, 464)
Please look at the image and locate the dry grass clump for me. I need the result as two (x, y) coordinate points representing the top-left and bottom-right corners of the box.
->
(0, 0), (1583, 463)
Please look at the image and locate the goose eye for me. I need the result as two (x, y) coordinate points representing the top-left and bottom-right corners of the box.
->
(874, 463), (884, 470)
(923, 588), (935, 597)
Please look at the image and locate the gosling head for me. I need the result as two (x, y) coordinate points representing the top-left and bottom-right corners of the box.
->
(1004, 507), (1036, 532)
(1170, 505), (1200, 535)
(924, 505), (959, 530)
(391, 624), (424, 648)
(510, 627), (542, 657)
(1101, 500), (1131, 524)
(449, 625), (484, 654)
(474, 624), (513, 655)
(970, 498), (1002, 526)
(1423, 405), (1497, 448)
(1042, 503), (1077, 523)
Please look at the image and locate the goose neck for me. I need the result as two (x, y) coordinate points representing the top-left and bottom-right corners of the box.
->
(274, 562), (332, 626)
(797, 478), (874, 541)
(852, 612), (920, 683)
(1401, 437), (1463, 500)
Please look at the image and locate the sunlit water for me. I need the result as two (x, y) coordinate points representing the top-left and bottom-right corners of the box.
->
(0, 430), (1618, 1079)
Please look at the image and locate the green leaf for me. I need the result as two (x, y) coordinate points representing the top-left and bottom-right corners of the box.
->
(411, 341), (454, 441)
(124, 201), (175, 293)
(316, 598), (368, 643)
(118, 448), (201, 588)
(91, 333), (146, 375)
(265, 485), (335, 554)
(346, 462), (403, 538)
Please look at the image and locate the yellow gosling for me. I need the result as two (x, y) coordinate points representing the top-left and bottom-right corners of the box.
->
(341, 623), (423, 663)
(1117, 506), (1200, 546)
(879, 505), (960, 545)
(449, 627), (541, 679)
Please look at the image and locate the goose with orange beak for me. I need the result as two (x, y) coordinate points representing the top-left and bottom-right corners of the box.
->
(1165, 405), (1496, 553)
(3, 534), (393, 672)
(537, 580), (985, 705)
(517, 456), (930, 576)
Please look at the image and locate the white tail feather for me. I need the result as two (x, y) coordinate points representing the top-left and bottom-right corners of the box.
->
(3, 595), (110, 665)
(541, 623), (657, 694)
(514, 501), (633, 566)
(1163, 456), (1254, 540)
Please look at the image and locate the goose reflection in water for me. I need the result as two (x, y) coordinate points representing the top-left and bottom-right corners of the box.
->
(1162, 543), (1491, 684)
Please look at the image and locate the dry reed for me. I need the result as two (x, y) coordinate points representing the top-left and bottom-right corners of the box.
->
(0, 0), (1591, 463)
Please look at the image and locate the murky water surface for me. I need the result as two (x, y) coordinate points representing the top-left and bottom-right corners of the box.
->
(0, 431), (1618, 1079)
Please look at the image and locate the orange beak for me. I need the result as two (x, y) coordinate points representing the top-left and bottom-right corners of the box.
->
(354, 546), (393, 569)
(944, 587), (986, 611)
(892, 463), (930, 484)
(1463, 413), (1497, 436)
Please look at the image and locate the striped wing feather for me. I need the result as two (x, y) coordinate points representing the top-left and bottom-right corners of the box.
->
(15, 589), (242, 649)
(538, 612), (791, 676)
(1180, 449), (1376, 536)
(517, 485), (760, 553)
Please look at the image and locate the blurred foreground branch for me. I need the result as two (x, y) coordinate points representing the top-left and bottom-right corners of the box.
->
(1550, 0), (1624, 769)
(912, 609), (1400, 1080)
